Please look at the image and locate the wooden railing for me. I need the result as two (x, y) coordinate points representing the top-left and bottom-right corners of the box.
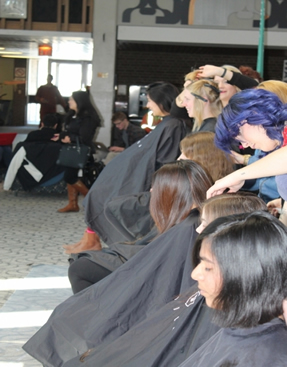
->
(0, 0), (93, 33)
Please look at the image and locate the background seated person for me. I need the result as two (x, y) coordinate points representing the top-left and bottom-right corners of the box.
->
(109, 112), (146, 152)
(4, 115), (63, 191)
(25, 114), (58, 142)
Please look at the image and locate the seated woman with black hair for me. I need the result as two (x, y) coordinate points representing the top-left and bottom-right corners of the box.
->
(179, 210), (287, 367)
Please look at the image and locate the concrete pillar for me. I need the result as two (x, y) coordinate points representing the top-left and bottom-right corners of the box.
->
(90, 0), (117, 146)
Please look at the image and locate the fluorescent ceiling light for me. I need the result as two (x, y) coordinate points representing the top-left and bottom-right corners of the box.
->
(1, 55), (37, 59)
(0, 51), (22, 54)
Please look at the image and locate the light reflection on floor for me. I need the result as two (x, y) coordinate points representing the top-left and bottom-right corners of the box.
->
(0, 276), (70, 291)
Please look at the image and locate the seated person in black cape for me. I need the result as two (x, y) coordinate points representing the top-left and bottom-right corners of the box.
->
(179, 210), (287, 367)
(57, 193), (269, 367)
(63, 82), (189, 254)
(23, 160), (212, 366)
(68, 131), (234, 294)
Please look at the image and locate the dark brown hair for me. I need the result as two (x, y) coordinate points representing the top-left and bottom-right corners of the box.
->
(180, 132), (234, 182)
(150, 160), (213, 234)
(111, 111), (128, 122)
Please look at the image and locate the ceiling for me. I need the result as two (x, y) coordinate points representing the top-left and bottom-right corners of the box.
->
(0, 30), (93, 60)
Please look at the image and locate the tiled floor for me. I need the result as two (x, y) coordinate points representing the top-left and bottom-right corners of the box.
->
(0, 185), (87, 366)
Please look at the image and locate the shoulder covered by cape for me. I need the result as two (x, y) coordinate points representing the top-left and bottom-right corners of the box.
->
(23, 209), (199, 366)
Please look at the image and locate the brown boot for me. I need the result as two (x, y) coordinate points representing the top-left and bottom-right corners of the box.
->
(63, 229), (102, 254)
(72, 180), (89, 197)
(57, 184), (79, 213)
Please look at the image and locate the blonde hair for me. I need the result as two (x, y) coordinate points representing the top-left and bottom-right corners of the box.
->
(257, 80), (287, 104)
(180, 131), (234, 182)
(184, 70), (200, 82)
(201, 192), (267, 222)
(186, 79), (222, 131)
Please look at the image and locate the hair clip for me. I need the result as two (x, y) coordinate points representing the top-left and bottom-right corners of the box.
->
(204, 83), (220, 95)
(190, 92), (208, 102)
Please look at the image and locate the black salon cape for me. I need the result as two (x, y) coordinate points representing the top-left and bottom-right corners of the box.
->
(104, 191), (153, 242)
(62, 286), (220, 367)
(178, 318), (287, 367)
(70, 227), (158, 273)
(23, 209), (199, 367)
(85, 115), (187, 245)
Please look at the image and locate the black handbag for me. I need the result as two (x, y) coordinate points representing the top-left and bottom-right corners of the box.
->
(57, 137), (91, 169)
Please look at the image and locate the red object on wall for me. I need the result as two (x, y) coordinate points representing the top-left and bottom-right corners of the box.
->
(38, 44), (52, 56)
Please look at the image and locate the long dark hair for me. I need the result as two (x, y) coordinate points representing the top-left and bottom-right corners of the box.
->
(150, 160), (213, 234)
(193, 211), (287, 328)
(146, 82), (179, 114)
(68, 91), (100, 126)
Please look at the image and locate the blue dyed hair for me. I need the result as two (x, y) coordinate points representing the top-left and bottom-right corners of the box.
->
(215, 88), (286, 153)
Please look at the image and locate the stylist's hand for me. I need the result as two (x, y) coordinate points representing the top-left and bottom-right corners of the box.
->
(197, 65), (223, 78)
(61, 136), (71, 144)
(206, 173), (245, 198)
(230, 150), (244, 165)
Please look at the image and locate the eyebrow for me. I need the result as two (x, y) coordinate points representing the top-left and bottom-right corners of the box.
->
(199, 255), (214, 264)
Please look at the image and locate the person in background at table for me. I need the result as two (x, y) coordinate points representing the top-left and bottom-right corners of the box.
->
(110, 112), (146, 152)
(35, 74), (67, 123)
(103, 112), (147, 165)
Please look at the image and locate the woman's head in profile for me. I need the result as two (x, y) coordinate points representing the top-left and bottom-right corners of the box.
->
(150, 160), (212, 234)
(192, 211), (287, 328)
(146, 82), (179, 117)
(69, 91), (96, 117)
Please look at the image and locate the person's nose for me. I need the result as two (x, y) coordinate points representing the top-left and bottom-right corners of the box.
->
(241, 142), (250, 148)
(191, 263), (203, 281)
(218, 79), (225, 89)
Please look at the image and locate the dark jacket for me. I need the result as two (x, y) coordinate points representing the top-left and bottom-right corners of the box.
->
(23, 209), (200, 367)
(112, 122), (146, 148)
(60, 111), (100, 152)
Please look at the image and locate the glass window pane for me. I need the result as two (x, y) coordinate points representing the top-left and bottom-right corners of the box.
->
(57, 63), (82, 96)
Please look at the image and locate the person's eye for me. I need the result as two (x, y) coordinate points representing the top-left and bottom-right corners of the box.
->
(205, 267), (212, 272)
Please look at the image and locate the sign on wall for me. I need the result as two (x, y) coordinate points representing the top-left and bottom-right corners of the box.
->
(0, 0), (27, 19)
(118, 0), (287, 30)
